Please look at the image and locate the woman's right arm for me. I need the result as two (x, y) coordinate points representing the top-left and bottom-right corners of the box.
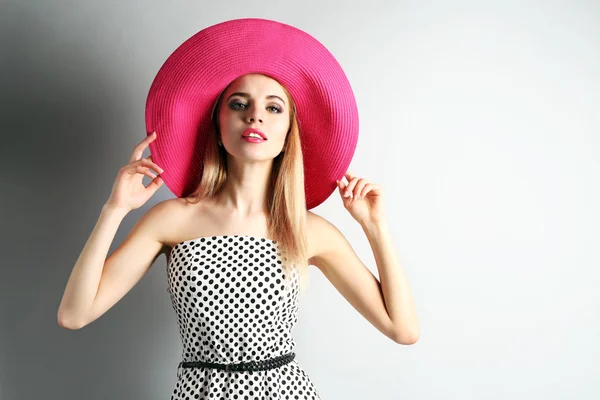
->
(57, 204), (129, 329)
(57, 202), (165, 330)
(57, 132), (165, 330)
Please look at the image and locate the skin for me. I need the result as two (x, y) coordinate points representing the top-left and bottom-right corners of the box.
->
(208, 74), (420, 345)
(59, 74), (420, 346)
(212, 73), (290, 217)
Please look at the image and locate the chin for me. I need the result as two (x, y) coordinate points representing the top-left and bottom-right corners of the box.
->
(228, 149), (279, 162)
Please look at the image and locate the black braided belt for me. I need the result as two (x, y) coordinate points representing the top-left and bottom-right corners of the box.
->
(179, 352), (295, 372)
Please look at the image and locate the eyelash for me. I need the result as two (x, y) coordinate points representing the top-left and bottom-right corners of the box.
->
(229, 101), (282, 113)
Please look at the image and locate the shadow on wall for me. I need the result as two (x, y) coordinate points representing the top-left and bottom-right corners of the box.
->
(0, 3), (165, 400)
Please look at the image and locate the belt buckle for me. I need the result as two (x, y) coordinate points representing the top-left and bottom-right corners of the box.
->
(225, 362), (230, 372)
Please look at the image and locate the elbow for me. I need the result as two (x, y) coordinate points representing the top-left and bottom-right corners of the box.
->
(57, 311), (85, 330)
(397, 333), (419, 345)
(394, 328), (420, 345)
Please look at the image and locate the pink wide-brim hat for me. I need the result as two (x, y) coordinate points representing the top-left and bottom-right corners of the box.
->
(145, 18), (359, 210)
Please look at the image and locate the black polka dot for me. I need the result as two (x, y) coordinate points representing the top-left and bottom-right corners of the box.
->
(167, 235), (320, 399)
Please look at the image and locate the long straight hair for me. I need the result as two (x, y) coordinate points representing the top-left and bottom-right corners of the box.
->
(186, 75), (309, 296)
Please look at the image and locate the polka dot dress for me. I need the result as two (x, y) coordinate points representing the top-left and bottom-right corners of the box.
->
(167, 235), (321, 400)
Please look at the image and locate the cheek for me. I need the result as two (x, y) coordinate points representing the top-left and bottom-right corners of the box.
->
(274, 117), (290, 135)
(219, 114), (236, 134)
(273, 128), (289, 146)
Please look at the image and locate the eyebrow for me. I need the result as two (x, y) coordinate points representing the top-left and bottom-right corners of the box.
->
(227, 92), (286, 105)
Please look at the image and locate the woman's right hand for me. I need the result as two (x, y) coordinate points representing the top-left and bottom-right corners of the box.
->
(105, 132), (165, 213)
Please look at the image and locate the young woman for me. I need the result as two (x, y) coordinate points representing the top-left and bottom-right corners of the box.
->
(58, 18), (419, 400)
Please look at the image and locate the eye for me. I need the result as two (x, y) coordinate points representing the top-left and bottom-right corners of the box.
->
(229, 101), (247, 110)
(229, 101), (282, 113)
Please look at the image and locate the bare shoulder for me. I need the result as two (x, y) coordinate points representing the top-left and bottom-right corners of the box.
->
(137, 197), (192, 255)
(149, 196), (190, 225)
(306, 210), (352, 269)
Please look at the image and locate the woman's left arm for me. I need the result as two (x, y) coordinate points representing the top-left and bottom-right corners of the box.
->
(360, 218), (420, 344)
(308, 171), (419, 344)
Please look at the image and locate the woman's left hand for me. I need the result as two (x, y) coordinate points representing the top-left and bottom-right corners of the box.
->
(336, 171), (386, 226)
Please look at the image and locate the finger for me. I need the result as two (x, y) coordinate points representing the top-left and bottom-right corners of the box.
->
(362, 183), (382, 198)
(344, 176), (361, 198)
(344, 170), (356, 182)
(336, 181), (353, 207)
(136, 157), (164, 175)
(336, 179), (348, 198)
(144, 170), (157, 180)
(353, 179), (369, 200)
(146, 155), (163, 173)
(129, 133), (156, 163)
(133, 165), (154, 178)
(359, 183), (374, 199)
(131, 165), (159, 181)
(143, 175), (163, 200)
(129, 131), (157, 163)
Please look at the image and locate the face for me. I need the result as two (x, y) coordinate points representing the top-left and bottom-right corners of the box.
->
(217, 74), (291, 161)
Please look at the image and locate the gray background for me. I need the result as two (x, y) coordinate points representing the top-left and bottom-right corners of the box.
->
(1, 0), (599, 399)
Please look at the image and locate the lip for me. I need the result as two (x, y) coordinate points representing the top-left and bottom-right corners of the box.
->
(241, 128), (267, 140)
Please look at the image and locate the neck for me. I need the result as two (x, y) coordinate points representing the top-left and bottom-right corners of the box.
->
(214, 158), (273, 217)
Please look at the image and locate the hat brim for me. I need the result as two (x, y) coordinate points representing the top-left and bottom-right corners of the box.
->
(145, 18), (359, 210)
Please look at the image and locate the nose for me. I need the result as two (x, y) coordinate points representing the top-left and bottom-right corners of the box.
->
(246, 105), (263, 124)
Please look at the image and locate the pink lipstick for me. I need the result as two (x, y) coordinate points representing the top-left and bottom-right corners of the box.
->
(241, 128), (268, 141)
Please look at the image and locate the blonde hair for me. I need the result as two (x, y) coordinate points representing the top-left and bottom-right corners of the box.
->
(186, 75), (309, 297)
